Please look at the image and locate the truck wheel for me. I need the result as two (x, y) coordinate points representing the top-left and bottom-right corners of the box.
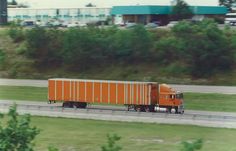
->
(175, 107), (178, 114)
(167, 107), (172, 113)
(149, 105), (155, 112)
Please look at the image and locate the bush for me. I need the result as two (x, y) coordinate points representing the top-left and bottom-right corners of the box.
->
(0, 105), (40, 151)
(181, 139), (203, 151)
(25, 27), (63, 66)
(20, 20), (236, 78)
(101, 134), (122, 151)
(171, 19), (234, 77)
(0, 49), (5, 64)
(8, 25), (25, 43)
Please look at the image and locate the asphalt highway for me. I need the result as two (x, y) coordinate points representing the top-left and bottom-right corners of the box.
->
(0, 100), (236, 129)
(0, 78), (236, 128)
(0, 78), (236, 94)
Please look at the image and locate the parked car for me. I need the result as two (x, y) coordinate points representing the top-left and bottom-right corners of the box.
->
(167, 21), (179, 27)
(145, 22), (159, 28)
(67, 22), (79, 28)
(20, 20), (35, 26)
(125, 22), (137, 28)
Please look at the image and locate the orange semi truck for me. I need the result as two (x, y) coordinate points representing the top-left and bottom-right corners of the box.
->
(48, 78), (184, 113)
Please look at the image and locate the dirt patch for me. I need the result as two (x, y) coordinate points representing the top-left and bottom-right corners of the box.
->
(131, 138), (164, 143)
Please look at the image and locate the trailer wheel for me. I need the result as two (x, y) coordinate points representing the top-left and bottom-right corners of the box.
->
(145, 106), (150, 112)
(77, 102), (87, 108)
(149, 105), (155, 112)
(140, 106), (145, 112)
(62, 102), (72, 108)
(134, 105), (139, 112)
(73, 102), (79, 108)
(167, 107), (172, 113)
(134, 105), (143, 112)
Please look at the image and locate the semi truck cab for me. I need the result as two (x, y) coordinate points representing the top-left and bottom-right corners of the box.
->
(158, 84), (184, 114)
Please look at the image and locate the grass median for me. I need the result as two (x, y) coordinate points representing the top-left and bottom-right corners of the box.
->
(31, 116), (236, 151)
(0, 85), (235, 112)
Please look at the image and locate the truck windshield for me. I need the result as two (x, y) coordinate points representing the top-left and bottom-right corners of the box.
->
(176, 93), (183, 99)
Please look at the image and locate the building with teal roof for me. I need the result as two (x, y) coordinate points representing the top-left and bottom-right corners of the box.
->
(111, 5), (228, 25)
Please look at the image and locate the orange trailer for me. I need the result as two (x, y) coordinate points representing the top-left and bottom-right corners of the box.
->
(48, 78), (184, 113)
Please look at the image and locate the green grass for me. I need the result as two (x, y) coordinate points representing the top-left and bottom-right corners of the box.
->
(0, 86), (236, 112)
(30, 116), (236, 151)
(185, 93), (236, 112)
(0, 86), (47, 101)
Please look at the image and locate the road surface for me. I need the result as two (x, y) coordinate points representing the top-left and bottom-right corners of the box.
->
(0, 100), (236, 129)
(0, 79), (235, 128)
(0, 78), (236, 94)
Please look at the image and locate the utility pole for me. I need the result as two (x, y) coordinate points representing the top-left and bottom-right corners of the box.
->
(0, 0), (8, 25)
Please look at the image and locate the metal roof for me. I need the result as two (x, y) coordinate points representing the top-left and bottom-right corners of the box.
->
(190, 6), (228, 14)
(49, 78), (158, 84)
(111, 5), (227, 15)
(111, 5), (170, 15)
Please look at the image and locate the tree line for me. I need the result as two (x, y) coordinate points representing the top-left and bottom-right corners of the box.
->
(8, 19), (236, 78)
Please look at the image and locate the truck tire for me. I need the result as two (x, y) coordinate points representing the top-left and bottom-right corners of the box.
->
(149, 105), (155, 112)
(63, 102), (71, 108)
(78, 102), (87, 108)
(134, 105), (145, 112)
(175, 107), (178, 114)
(167, 107), (172, 113)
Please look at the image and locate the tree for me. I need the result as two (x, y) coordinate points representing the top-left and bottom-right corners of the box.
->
(0, 49), (5, 64)
(130, 25), (153, 60)
(0, 104), (40, 151)
(219, 0), (236, 12)
(8, 0), (18, 5)
(171, 0), (193, 20)
(62, 27), (110, 70)
(25, 27), (63, 66)
(101, 134), (122, 151)
(0, 0), (8, 25)
(171, 19), (234, 77)
(85, 3), (96, 7)
(181, 139), (203, 151)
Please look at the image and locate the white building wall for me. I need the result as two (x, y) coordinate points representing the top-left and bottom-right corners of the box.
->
(7, 7), (111, 23)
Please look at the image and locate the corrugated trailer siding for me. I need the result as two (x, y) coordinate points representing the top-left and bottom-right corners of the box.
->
(94, 82), (100, 103)
(56, 80), (62, 101)
(64, 81), (70, 101)
(48, 79), (154, 105)
(48, 80), (55, 101)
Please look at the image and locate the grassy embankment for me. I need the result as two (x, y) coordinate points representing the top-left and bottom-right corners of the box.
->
(2, 114), (236, 151)
(0, 85), (235, 112)
(1, 27), (236, 85)
(29, 116), (236, 151)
